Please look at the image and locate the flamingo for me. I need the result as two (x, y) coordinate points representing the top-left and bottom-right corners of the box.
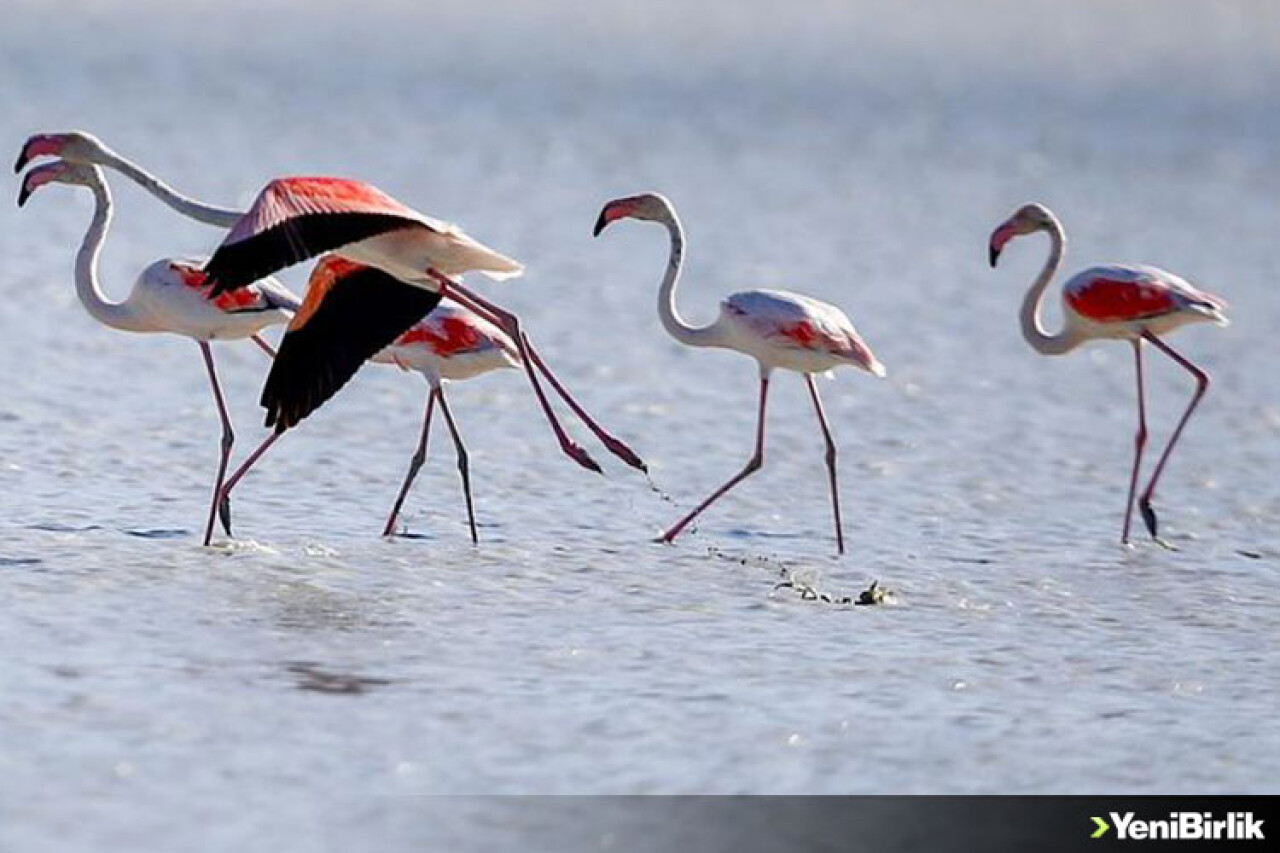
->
(988, 202), (1228, 546)
(593, 192), (885, 554)
(198, 175), (646, 483)
(16, 160), (300, 545)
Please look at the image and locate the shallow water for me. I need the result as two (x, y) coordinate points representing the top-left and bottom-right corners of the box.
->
(2, 0), (1279, 846)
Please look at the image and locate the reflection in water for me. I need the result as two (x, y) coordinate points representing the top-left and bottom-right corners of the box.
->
(284, 661), (395, 695)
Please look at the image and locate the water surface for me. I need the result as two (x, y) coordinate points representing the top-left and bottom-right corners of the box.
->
(2, 0), (1279, 848)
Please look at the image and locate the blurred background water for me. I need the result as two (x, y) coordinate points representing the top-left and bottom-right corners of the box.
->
(2, 0), (1279, 848)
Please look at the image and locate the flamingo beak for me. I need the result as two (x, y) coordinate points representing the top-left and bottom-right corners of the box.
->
(14, 142), (32, 174)
(592, 208), (611, 237)
(988, 222), (1017, 268)
(17, 182), (32, 207)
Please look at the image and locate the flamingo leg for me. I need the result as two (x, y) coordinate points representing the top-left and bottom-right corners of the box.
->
(1120, 339), (1149, 545)
(432, 273), (644, 474)
(250, 334), (276, 358)
(660, 375), (770, 544)
(516, 332), (646, 473)
(216, 430), (283, 538)
(435, 385), (479, 545)
(382, 387), (437, 537)
(805, 374), (845, 555)
(430, 278), (598, 473)
(1137, 331), (1209, 546)
(198, 342), (236, 547)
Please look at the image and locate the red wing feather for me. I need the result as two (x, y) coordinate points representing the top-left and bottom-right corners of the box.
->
(1066, 277), (1179, 323)
(204, 177), (449, 296)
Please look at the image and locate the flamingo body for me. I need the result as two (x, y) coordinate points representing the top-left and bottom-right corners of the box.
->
(129, 259), (298, 340)
(375, 303), (519, 383)
(718, 289), (885, 376)
(1060, 264), (1227, 338)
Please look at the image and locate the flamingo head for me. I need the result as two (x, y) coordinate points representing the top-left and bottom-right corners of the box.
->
(989, 202), (1056, 267)
(593, 192), (675, 236)
(14, 131), (110, 174)
(17, 160), (100, 207)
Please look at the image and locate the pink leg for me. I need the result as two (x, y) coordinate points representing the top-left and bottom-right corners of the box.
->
(198, 342), (236, 547)
(518, 331), (646, 473)
(250, 334), (276, 358)
(660, 375), (770, 544)
(435, 385), (479, 545)
(382, 388), (437, 537)
(805, 374), (845, 555)
(431, 276), (600, 474)
(1137, 331), (1210, 545)
(434, 273), (646, 473)
(1120, 339), (1148, 545)
(215, 430), (283, 539)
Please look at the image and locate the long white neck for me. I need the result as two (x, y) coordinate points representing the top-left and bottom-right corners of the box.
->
(654, 207), (726, 349)
(95, 145), (242, 228)
(1020, 216), (1082, 356)
(75, 172), (152, 333)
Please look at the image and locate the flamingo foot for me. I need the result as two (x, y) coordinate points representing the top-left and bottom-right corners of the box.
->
(600, 436), (648, 473)
(1139, 496), (1157, 539)
(1138, 497), (1178, 550)
(218, 492), (233, 537)
(562, 440), (603, 474)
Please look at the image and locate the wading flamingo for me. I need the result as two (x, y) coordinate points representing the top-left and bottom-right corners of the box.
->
(17, 160), (299, 545)
(593, 192), (885, 554)
(988, 202), (1228, 546)
(200, 175), (646, 481)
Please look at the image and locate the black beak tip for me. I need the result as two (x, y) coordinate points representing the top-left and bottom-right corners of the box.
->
(13, 141), (33, 174)
(988, 246), (1000, 268)
(17, 187), (30, 208)
(592, 214), (607, 238)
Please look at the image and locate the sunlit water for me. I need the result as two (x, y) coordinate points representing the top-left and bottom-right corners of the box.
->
(2, 0), (1279, 847)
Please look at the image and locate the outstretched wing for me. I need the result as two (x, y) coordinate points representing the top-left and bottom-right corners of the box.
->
(260, 256), (442, 432)
(204, 177), (450, 295)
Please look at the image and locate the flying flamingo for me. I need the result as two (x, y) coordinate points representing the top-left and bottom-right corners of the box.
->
(593, 192), (885, 554)
(988, 202), (1228, 546)
(17, 160), (300, 545)
(196, 175), (645, 530)
(16, 133), (588, 545)
(373, 293), (520, 542)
